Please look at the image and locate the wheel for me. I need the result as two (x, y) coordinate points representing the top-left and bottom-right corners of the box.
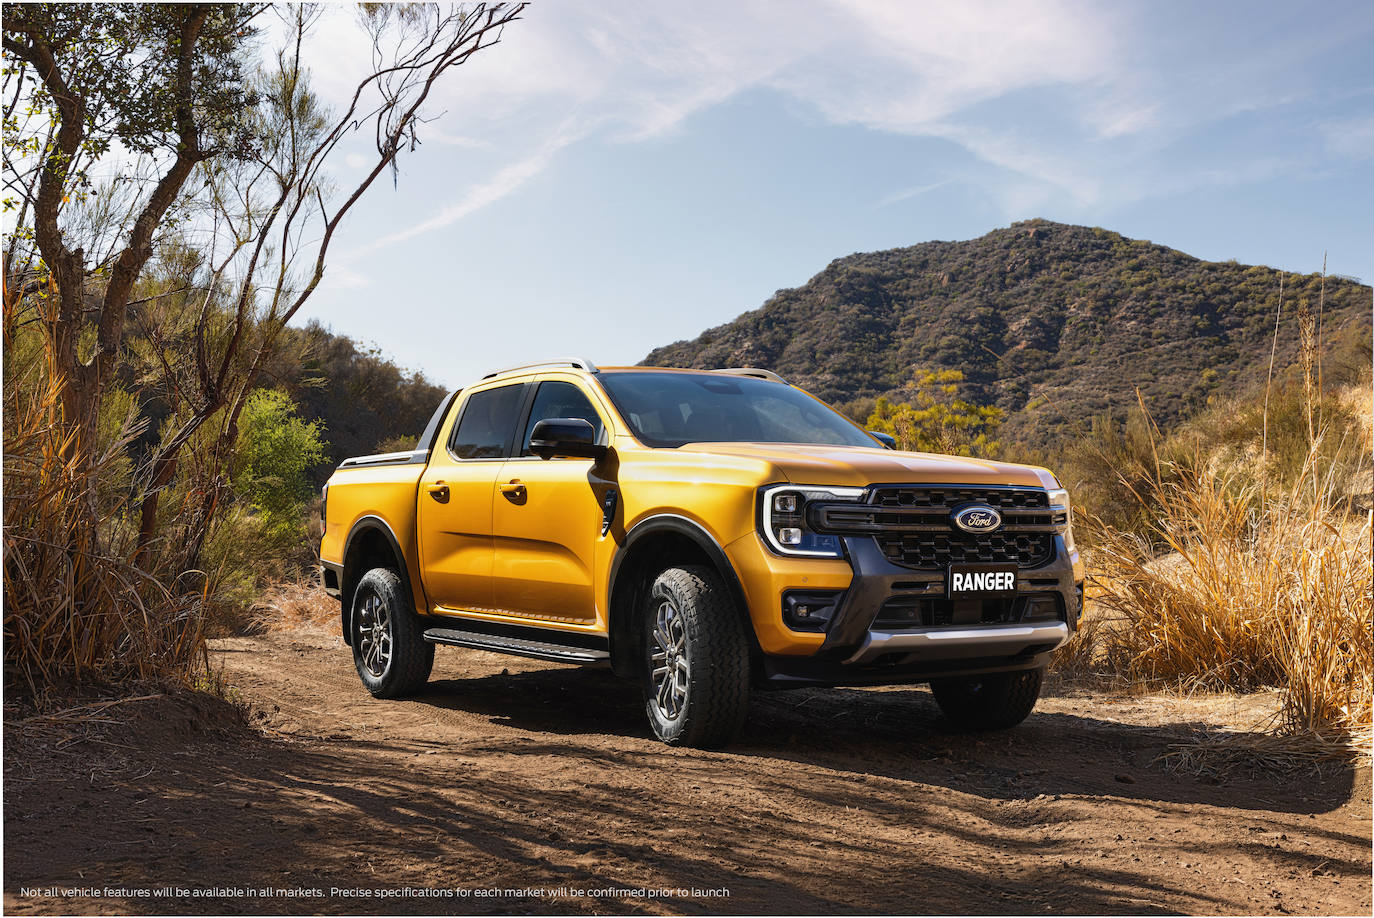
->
(351, 567), (433, 698)
(930, 666), (1045, 731)
(642, 565), (751, 748)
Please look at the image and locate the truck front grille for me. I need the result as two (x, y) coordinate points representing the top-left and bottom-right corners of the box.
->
(875, 532), (1055, 569)
(872, 486), (1048, 510)
(864, 485), (1058, 571)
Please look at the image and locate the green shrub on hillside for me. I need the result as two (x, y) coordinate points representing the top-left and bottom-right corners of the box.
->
(865, 369), (1004, 457)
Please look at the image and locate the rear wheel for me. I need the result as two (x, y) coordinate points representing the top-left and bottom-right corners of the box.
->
(352, 567), (433, 698)
(642, 565), (750, 748)
(930, 666), (1044, 731)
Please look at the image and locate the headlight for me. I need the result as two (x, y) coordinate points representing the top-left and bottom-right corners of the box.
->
(759, 485), (865, 558)
(1048, 487), (1074, 552)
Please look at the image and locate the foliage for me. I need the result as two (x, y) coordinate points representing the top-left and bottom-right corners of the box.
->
(864, 369), (1004, 457)
(233, 390), (326, 538)
(2, 331), (204, 688)
(267, 320), (446, 483)
(1053, 372), (1368, 538)
(644, 219), (1372, 449)
(1052, 340), (1372, 746)
(375, 435), (420, 455)
(2, 4), (526, 689)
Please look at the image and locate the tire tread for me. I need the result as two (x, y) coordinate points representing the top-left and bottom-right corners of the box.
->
(353, 567), (434, 698)
(646, 565), (751, 748)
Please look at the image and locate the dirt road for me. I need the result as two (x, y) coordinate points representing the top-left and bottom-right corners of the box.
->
(5, 625), (1371, 915)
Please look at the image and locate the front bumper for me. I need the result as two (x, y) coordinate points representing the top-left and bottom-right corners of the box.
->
(843, 621), (1070, 665)
(759, 535), (1080, 686)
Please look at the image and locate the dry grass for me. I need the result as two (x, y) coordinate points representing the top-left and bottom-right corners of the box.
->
(1084, 433), (1372, 749)
(249, 580), (337, 633)
(1158, 729), (1364, 779)
(1048, 604), (1108, 681)
(3, 347), (208, 690)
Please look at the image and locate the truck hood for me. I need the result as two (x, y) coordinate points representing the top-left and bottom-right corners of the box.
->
(673, 442), (1057, 489)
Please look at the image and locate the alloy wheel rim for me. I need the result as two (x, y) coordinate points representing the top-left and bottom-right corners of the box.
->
(649, 600), (689, 720)
(357, 591), (392, 677)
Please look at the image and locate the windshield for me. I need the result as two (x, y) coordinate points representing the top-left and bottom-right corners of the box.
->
(597, 372), (879, 449)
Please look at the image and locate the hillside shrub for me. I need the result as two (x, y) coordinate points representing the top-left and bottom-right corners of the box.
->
(865, 369), (1004, 457)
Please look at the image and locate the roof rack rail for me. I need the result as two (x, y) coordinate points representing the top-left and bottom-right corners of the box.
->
(712, 367), (787, 384)
(481, 358), (599, 380)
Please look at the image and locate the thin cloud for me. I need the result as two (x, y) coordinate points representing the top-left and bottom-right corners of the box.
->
(346, 126), (586, 256)
(876, 180), (954, 209)
(1322, 114), (1374, 161)
(303, 0), (1373, 244)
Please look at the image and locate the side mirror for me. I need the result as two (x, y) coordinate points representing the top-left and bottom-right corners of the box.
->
(868, 430), (897, 450)
(529, 418), (607, 461)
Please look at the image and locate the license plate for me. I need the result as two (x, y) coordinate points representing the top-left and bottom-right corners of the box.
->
(947, 563), (1018, 598)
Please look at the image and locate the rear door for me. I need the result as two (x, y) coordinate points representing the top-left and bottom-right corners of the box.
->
(416, 382), (527, 613)
(491, 378), (612, 623)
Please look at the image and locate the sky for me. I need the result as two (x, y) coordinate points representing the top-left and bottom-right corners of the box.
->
(287, 0), (1374, 391)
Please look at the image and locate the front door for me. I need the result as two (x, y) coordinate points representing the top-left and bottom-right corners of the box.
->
(491, 380), (611, 623)
(416, 382), (527, 613)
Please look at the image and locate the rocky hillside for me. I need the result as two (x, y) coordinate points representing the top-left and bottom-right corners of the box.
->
(643, 220), (1372, 444)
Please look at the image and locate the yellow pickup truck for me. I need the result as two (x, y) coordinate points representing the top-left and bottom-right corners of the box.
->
(320, 360), (1082, 747)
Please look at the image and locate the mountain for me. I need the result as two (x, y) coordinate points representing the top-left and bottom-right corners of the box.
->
(642, 220), (1372, 445)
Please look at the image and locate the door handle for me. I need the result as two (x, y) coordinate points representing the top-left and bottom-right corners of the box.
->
(426, 482), (449, 503)
(499, 480), (526, 503)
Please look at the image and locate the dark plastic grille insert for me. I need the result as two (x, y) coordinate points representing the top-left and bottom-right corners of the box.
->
(876, 532), (1054, 569)
(873, 593), (1064, 628)
(871, 486), (1049, 510)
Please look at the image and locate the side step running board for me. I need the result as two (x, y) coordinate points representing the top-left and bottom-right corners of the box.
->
(423, 627), (610, 665)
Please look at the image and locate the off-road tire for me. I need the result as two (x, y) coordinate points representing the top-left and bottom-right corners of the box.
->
(351, 567), (434, 698)
(642, 565), (751, 748)
(930, 666), (1044, 731)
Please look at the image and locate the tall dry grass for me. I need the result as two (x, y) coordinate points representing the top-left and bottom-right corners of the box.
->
(248, 580), (337, 633)
(3, 349), (208, 690)
(1087, 427), (1372, 745)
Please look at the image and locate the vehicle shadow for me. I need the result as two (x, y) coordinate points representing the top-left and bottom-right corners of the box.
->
(409, 665), (1362, 817)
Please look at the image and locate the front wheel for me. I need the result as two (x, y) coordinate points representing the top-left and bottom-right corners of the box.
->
(930, 666), (1044, 731)
(351, 567), (433, 698)
(642, 566), (751, 748)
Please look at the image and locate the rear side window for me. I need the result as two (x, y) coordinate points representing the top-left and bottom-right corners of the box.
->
(521, 381), (605, 455)
(449, 384), (524, 459)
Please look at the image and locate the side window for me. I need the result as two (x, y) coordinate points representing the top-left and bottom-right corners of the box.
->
(521, 381), (605, 456)
(449, 384), (525, 459)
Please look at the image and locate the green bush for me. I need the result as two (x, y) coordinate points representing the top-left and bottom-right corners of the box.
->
(233, 389), (326, 541)
(865, 369), (1004, 457)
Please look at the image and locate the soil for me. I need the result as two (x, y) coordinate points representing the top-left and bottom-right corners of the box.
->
(4, 625), (1371, 916)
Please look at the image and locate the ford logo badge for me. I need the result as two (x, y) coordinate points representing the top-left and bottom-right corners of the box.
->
(952, 504), (1002, 534)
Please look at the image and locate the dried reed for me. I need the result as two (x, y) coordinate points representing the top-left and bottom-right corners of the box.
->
(1087, 432), (1372, 748)
(3, 347), (207, 689)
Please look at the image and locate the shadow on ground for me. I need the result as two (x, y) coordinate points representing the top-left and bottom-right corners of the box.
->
(412, 666), (1358, 816)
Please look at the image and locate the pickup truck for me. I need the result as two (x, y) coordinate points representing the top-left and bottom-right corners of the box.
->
(320, 359), (1082, 748)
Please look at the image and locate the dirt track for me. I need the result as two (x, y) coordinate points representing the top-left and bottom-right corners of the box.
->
(5, 625), (1371, 915)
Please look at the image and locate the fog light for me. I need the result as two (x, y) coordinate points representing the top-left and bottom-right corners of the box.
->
(777, 527), (802, 545)
(783, 590), (843, 632)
